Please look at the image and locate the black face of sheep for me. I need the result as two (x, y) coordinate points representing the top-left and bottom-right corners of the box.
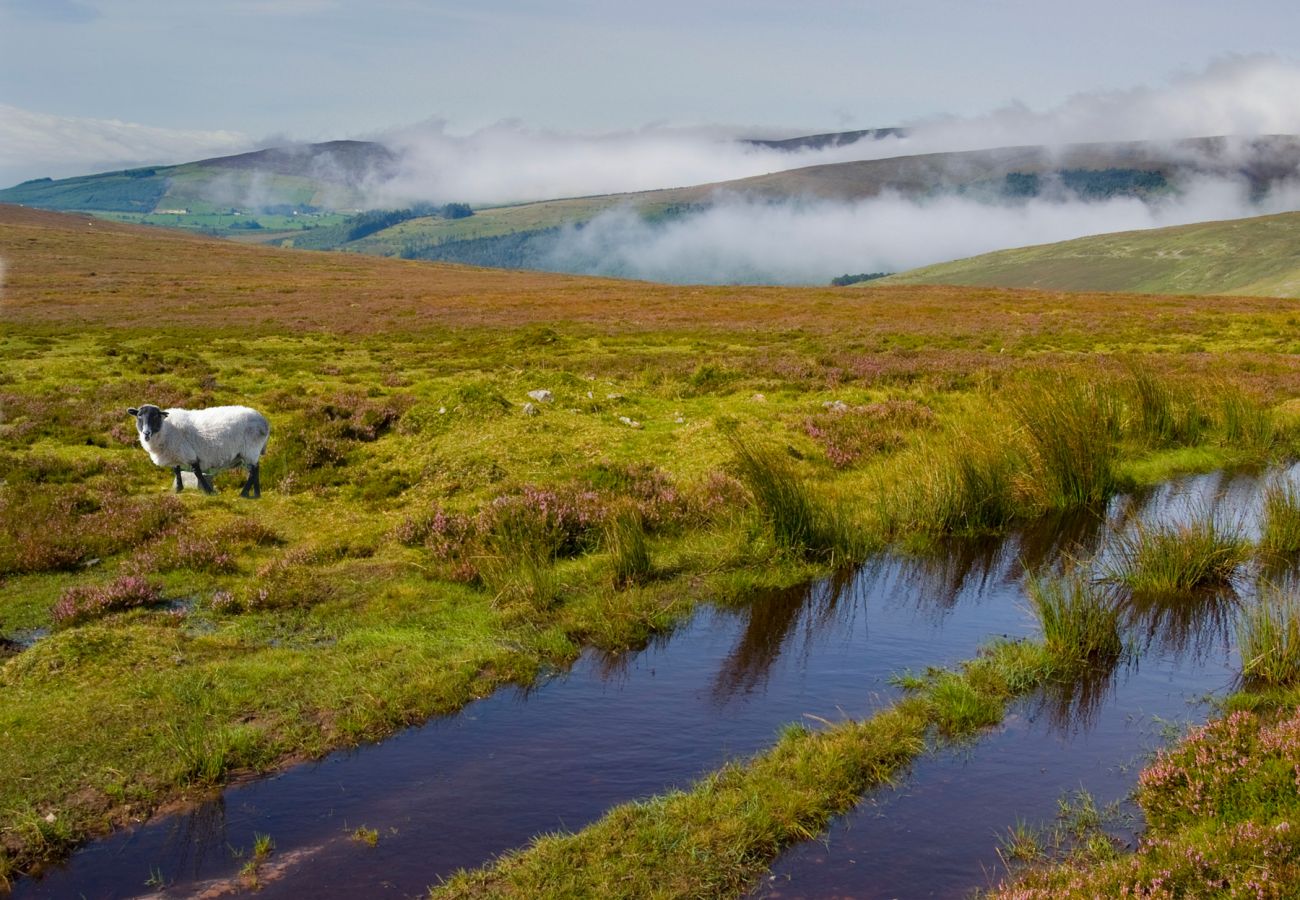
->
(126, 405), (168, 441)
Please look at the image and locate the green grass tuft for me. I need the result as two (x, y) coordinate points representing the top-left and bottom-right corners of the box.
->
(728, 435), (861, 562)
(1259, 479), (1300, 560)
(1238, 583), (1300, 688)
(1108, 511), (1249, 597)
(1027, 572), (1123, 670)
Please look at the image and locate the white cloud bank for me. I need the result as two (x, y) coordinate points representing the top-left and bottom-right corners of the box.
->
(538, 177), (1300, 285)
(0, 104), (250, 185)
(381, 56), (1300, 206)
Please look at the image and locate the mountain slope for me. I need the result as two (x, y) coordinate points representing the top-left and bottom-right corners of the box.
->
(877, 211), (1300, 298)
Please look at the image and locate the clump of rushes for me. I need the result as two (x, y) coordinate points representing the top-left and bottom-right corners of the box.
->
(1259, 479), (1300, 560)
(1011, 377), (1120, 511)
(1216, 385), (1276, 454)
(905, 429), (1021, 536)
(603, 505), (651, 588)
(478, 505), (561, 612)
(1237, 583), (1300, 687)
(1027, 572), (1123, 670)
(1107, 512), (1249, 597)
(50, 576), (164, 627)
(1124, 364), (1206, 448)
(727, 434), (860, 562)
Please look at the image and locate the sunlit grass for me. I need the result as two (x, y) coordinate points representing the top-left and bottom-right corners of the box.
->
(1238, 582), (1300, 688)
(1027, 571), (1123, 670)
(1107, 512), (1250, 597)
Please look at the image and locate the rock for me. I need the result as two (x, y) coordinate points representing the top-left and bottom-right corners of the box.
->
(751, 393), (766, 403)
(44, 812), (56, 824)
(675, 416), (686, 424)
(438, 406), (447, 414)
(822, 400), (849, 413)
(606, 393), (624, 401)
(618, 416), (643, 429)
(522, 403), (539, 416)
(527, 389), (554, 403)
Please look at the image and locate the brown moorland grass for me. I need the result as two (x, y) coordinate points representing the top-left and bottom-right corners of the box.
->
(6, 204), (1300, 363)
(3, 204), (1300, 886)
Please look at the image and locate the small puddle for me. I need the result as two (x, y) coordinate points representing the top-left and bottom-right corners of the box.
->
(14, 468), (1292, 899)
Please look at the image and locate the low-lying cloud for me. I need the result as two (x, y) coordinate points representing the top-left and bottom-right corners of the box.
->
(380, 56), (1300, 207)
(536, 177), (1300, 285)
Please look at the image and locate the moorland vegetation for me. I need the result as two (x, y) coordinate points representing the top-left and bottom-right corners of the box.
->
(3, 205), (1300, 893)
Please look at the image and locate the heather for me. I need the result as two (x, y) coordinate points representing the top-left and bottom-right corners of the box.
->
(3, 205), (1300, 886)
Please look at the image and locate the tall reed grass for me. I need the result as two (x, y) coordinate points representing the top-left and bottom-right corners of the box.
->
(1259, 479), (1300, 559)
(604, 505), (652, 587)
(1124, 364), (1206, 447)
(1027, 571), (1123, 669)
(1237, 582), (1300, 687)
(728, 435), (861, 562)
(1011, 377), (1121, 511)
(1108, 511), (1249, 597)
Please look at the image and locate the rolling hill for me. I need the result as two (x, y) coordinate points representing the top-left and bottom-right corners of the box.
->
(5, 133), (1300, 283)
(877, 210), (1300, 298)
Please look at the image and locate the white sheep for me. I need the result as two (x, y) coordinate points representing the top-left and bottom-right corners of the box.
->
(126, 404), (271, 498)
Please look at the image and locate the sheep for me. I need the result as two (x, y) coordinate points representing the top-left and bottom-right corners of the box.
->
(126, 404), (271, 498)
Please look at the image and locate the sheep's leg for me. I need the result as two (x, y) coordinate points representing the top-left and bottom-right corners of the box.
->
(241, 463), (261, 499)
(173, 466), (184, 493)
(192, 461), (216, 494)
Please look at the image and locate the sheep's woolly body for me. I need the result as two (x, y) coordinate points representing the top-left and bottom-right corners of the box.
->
(140, 406), (270, 472)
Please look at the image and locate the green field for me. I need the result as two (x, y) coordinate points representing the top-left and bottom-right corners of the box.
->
(881, 210), (1300, 298)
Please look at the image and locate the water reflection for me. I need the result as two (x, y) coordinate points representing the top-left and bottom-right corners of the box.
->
(21, 468), (1294, 900)
(1122, 585), (1241, 663)
(1031, 657), (1123, 737)
(712, 569), (856, 703)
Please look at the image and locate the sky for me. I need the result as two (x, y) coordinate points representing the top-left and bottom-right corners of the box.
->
(4, 0), (1300, 187)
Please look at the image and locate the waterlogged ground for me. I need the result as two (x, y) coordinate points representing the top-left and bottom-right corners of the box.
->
(15, 468), (1285, 899)
(6, 207), (1300, 897)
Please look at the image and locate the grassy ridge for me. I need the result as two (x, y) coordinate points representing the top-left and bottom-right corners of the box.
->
(3, 205), (1300, 884)
(880, 211), (1300, 298)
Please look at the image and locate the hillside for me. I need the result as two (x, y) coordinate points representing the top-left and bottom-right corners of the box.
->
(878, 210), (1300, 297)
(6, 134), (1300, 282)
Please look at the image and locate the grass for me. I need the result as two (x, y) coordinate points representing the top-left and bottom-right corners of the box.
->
(1238, 583), (1300, 688)
(1011, 377), (1121, 510)
(1259, 479), (1300, 560)
(1027, 572), (1123, 671)
(727, 433), (863, 563)
(1107, 511), (1250, 598)
(603, 505), (652, 587)
(3, 205), (1300, 885)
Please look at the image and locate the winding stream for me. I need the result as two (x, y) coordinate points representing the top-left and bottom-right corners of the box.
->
(14, 468), (1290, 899)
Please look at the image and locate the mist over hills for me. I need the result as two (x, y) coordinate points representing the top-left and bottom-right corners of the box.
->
(4, 130), (1300, 287)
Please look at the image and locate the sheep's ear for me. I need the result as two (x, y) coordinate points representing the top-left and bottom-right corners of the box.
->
(127, 408), (139, 417)
(160, 411), (169, 418)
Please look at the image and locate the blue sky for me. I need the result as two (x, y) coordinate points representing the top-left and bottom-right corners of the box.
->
(2, 0), (1300, 185)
